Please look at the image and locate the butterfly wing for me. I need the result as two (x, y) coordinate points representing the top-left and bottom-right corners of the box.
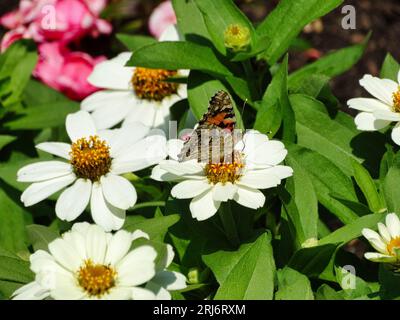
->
(178, 90), (236, 163)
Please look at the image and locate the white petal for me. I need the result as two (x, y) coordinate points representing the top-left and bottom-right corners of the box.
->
(360, 74), (397, 105)
(36, 142), (71, 160)
(55, 178), (92, 221)
(234, 186), (265, 209)
(48, 238), (82, 271)
(108, 122), (150, 158)
(391, 122), (400, 146)
(362, 228), (388, 254)
(105, 230), (133, 265)
(189, 190), (220, 221)
(378, 222), (391, 244)
(167, 139), (185, 160)
(90, 182), (126, 231)
(145, 281), (171, 300)
(104, 287), (132, 300)
(364, 252), (397, 263)
(20, 173), (76, 206)
(111, 134), (168, 174)
(212, 182), (237, 201)
(171, 179), (211, 199)
(50, 272), (86, 300)
(116, 245), (157, 286)
(122, 99), (161, 128)
(151, 165), (181, 182)
(373, 109), (400, 121)
(244, 140), (288, 168)
(82, 91), (134, 130)
(131, 230), (150, 241)
(386, 213), (400, 238)
(159, 24), (181, 42)
(17, 161), (72, 182)
(238, 166), (292, 189)
(354, 112), (391, 131)
(347, 98), (391, 112)
(66, 111), (97, 143)
(151, 270), (187, 291)
(131, 287), (157, 300)
(100, 174), (137, 210)
(85, 224), (108, 264)
(159, 159), (203, 176)
(12, 282), (49, 300)
(88, 52), (133, 90)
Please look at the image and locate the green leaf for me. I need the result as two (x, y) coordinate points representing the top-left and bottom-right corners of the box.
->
(172, 0), (211, 42)
(291, 74), (330, 98)
(291, 94), (361, 176)
(288, 244), (339, 278)
(123, 214), (180, 241)
(257, 0), (343, 64)
(380, 53), (400, 81)
(194, 0), (257, 57)
(203, 232), (275, 300)
(383, 160), (400, 213)
(283, 153), (318, 245)
(0, 40), (38, 108)
(26, 224), (59, 252)
(289, 39), (368, 90)
(6, 100), (79, 130)
(0, 188), (29, 255)
(319, 212), (385, 246)
(0, 135), (16, 150)
(315, 284), (345, 300)
(288, 145), (359, 224)
(351, 159), (385, 213)
(253, 57), (288, 135)
(275, 267), (314, 300)
(127, 41), (233, 77)
(0, 247), (33, 284)
(187, 71), (244, 128)
(379, 264), (400, 299)
(116, 34), (157, 52)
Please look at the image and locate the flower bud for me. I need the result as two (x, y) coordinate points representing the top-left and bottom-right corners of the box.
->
(223, 24), (251, 52)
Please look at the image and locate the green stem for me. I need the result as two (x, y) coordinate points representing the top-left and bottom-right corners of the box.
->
(241, 60), (259, 99)
(219, 202), (240, 247)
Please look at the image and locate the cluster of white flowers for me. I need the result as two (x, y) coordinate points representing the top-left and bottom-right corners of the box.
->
(14, 25), (296, 300)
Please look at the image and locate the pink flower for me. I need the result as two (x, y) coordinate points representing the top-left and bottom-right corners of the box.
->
(32, 0), (111, 44)
(34, 42), (105, 100)
(0, 0), (111, 46)
(0, 28), (25, 52)
(148, 1), (176, 39)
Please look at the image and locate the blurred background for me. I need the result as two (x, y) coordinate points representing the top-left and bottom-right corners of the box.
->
(1, 0), (399, 103)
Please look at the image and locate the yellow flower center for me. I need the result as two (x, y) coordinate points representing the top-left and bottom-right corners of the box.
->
(77, 259), (117, 297)
(387, 237), (400, 256)
(393, 87), (400, 113)
(70, 136), (111, 181)
(131, 67), (178, 101)
(223, 23), (251, 52)
(205, 162), (244, 185)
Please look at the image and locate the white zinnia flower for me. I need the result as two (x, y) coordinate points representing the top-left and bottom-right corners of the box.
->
(17, 110), (167, 231)
(12, 223), (159, 300)
(362, 213), (400, 264)
(347, 71), (400, 145)
(132, 231), (187, 299)
(151, 130), (293, 221)
(82, 25), (187, 130)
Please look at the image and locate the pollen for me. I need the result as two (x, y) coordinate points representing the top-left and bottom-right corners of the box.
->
(387, 237), (400, 256)
(77, 259), (116, 297)
(393, 87), (400, 113)
(70, 136), (111, 181)
(132, 67), (178, 101)
(205, 162), (244, 185)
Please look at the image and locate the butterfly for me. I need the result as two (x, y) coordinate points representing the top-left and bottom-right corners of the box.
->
(178, 90), (241, 163)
